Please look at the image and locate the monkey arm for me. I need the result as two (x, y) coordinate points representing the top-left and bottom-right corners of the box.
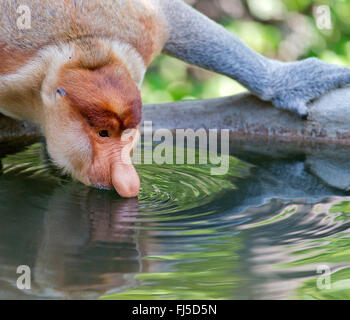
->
(160, 0), (350, 118)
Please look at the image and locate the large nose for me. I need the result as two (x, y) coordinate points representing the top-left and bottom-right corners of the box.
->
(111, 161), (140, 198)
(110, 128), (141, 198)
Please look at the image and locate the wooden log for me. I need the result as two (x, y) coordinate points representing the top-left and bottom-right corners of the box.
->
(0, 114), (41, 157)
(143, 87), (350, 144)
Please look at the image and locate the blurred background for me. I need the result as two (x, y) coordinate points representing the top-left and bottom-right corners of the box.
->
(142, 0), (350, 103)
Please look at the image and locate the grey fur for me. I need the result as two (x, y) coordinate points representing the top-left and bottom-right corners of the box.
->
(160, 0), (350, 117)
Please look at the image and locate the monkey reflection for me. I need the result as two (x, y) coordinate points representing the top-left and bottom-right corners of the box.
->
(0, 178), (143, 299)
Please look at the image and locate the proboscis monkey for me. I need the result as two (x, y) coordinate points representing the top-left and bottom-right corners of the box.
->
(1, 0), (350, 197)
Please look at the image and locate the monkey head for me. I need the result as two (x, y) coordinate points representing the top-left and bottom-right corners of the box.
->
(40, 60), (142, 198)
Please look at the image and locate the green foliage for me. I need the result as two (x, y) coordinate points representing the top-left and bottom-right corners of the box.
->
(142, 54), (247, 104)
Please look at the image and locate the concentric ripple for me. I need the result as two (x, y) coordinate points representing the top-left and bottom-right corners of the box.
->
(1, 143), (250, 224)
(136, 157), (250, 223)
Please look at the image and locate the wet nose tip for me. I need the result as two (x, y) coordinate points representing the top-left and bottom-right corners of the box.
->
(111, 163), (140, 198)
(117, 181), (140, 198)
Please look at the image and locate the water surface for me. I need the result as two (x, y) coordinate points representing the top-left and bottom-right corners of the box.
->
(0, 143), (350, 299)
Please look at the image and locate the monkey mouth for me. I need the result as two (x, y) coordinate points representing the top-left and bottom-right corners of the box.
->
(94, 185), (113, 191)
(87, 161), (140, 198)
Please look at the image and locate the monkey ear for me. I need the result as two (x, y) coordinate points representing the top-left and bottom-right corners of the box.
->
(56, 88), (67, 96)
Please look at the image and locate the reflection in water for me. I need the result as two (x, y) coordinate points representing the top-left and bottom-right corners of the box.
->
(0, 143), (350, 299)
(0, 175), (142, 299)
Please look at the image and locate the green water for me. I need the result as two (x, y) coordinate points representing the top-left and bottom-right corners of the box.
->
(0, 143), (349, 299)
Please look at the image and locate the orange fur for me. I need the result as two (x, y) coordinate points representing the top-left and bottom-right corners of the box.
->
(133, 16), (161, 66)
(58, 61), (142, 132)
(0, 42), (36, 75)
(0, 0), (168, 67)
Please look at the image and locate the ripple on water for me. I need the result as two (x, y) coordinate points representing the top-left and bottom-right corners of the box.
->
(1, 143), (251, 229)
(1, 143), (350, 300)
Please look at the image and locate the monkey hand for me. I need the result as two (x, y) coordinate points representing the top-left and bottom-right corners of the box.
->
(264, 58), (350, 118)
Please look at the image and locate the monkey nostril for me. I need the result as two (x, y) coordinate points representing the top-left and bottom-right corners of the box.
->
(98, 130), (110, 138)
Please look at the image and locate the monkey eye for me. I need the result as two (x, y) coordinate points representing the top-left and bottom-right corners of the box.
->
(98, 130), (110, 138)
(56, 88), (66, 96)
